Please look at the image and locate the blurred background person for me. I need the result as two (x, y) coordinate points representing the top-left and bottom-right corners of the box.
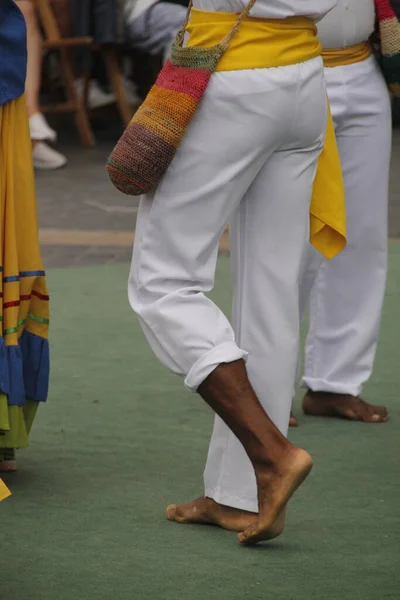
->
(72, 0), (187, 111)
(16, 0), (67, 170)
(122, 0), (187, 62)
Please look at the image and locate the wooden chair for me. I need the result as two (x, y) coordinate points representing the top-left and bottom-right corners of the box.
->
(40, 0), (134, 131)
(35, 0), (95, 146)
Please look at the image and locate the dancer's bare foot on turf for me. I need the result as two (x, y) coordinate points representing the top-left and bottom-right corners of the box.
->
(302, 391), (389, 423)
(167, 497), (286, 539)
(167, 497), (258, 531)
(237, 447), (313, 545)
(196, 361), (314, 545)
(289, 411), (298, 427)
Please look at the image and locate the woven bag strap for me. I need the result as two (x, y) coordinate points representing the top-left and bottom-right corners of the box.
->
(176, 0), (257, 49)
(220, 0), (257, 49)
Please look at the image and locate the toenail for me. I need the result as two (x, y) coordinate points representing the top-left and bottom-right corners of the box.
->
(166, 504), (177, 519)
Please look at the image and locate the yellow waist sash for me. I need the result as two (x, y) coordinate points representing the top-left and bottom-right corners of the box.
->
(322, 41), (373, 68)
(187, 9), (346, 260)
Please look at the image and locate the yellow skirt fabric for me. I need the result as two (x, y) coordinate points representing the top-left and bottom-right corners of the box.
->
(0, 394), (38, 449)
(0, 477), (11, 501)
(0, 94), (50, 450)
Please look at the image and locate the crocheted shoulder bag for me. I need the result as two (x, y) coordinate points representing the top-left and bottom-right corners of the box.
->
(107, 0), (256, 196)
(374, 0), (400, 94)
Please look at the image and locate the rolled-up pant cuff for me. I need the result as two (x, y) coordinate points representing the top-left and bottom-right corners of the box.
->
(301, 377), (362, 397)
(184, 342), (248, 393)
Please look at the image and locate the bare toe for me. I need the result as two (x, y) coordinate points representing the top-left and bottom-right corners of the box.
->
(238, 508), (286, 545)
(239, 449), (312, 546)
(166, 504), (178, 521)
(303, 391), (389, 423)
(238, 523), (260, 545)
(369, 405), (389, 423)
(165, 497), (212, 525)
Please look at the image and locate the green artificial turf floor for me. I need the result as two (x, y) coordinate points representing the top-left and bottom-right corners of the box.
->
(1, 245), (399, 600)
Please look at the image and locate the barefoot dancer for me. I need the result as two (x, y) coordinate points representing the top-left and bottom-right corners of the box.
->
(0, 0), (50, 473)
(128, 0), (343, 545)
(290, 0), (392, 427)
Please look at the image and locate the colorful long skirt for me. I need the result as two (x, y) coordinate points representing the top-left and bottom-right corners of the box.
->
(0, 94), (50, 467)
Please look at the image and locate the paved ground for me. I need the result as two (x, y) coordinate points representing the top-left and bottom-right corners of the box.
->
(36, 117), (400, 268)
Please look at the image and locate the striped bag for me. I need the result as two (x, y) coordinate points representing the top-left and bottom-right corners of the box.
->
(107, 0), (255, 196)
(374, 0), (400, 94)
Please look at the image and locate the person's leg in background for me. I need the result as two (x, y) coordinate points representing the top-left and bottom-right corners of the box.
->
(297, 57), (392, 424)
(288, 223), (322, 427)
(16, 0), (42, 120)
(16, 0), (67, 169)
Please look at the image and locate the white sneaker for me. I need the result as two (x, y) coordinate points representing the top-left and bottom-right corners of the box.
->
(33, 142), (67, 170)
(122, 77), (141, 106)
(75, 78), (141, 109)
(75, 78), (116, 109)
(29, 112), (57, 142)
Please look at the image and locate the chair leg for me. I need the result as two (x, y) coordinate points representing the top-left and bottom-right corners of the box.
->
(82, 69), (91, 115)
(103, 47), (133, 128)
(59, 47), (95, 147)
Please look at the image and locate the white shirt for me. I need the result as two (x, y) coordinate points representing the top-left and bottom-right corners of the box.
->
(317, 0), (376, 49)
(193, 0), (339, 22)
(123, 0), (158, 22)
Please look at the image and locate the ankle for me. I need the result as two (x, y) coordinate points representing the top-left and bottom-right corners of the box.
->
(252, 440), (299, 473)
(27, 106), (40, 119)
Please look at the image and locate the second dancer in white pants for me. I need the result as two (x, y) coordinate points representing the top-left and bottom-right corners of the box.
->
(294, 0), (392, 425)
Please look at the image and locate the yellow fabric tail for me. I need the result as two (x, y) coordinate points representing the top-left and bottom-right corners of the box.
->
(186, 9), (347, 259)
(310, 104), (346, 259)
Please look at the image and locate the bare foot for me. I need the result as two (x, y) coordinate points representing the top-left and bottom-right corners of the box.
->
(167, 497), (286, 538)
(0, 461), (17, 473)
(289, 411), (298, 427)
(167, 497), (257, 530)
(238, 447), (313, 545)
(196, 361), (313, 545)
(302, 390), (389, 423)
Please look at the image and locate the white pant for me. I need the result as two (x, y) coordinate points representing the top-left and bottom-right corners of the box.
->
(300, 56), (392, 397)
(129, 59), (327, 512)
